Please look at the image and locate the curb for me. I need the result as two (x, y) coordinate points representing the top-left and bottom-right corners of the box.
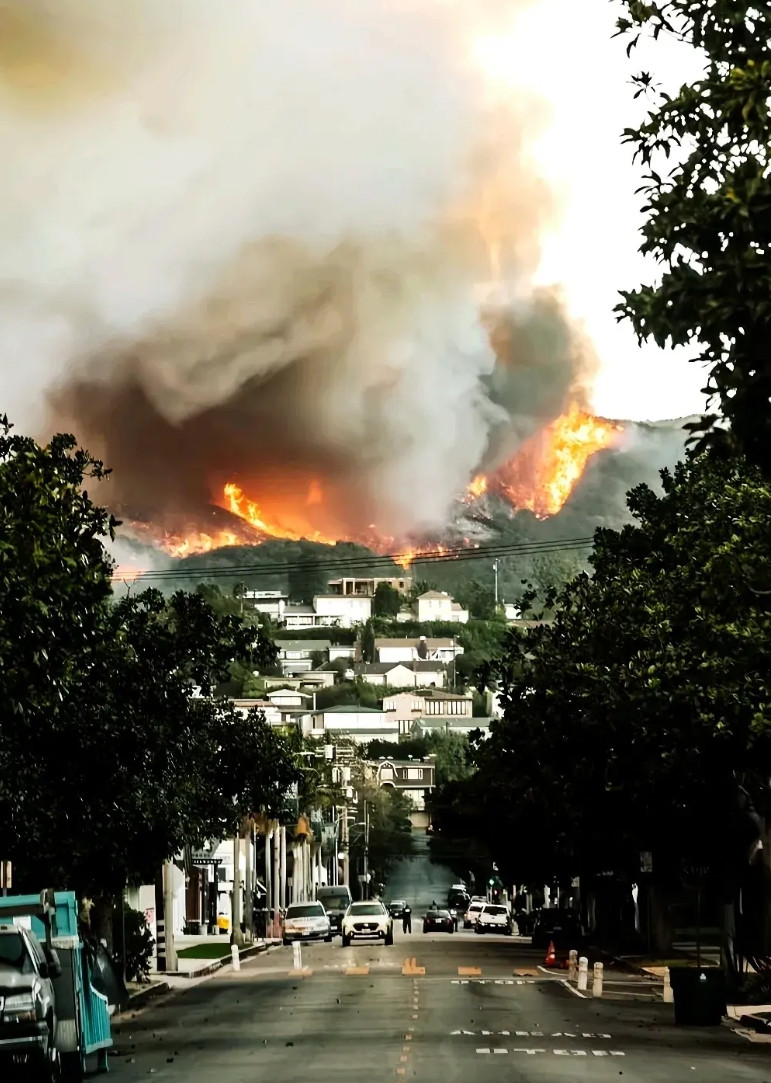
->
(126, 981), (171, 1009)
(155, 939), (283, 981)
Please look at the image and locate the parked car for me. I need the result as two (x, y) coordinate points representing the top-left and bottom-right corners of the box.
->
(316, 885), (353, 937)
(463, 900), (485, 929)
(447, 887), (470, 912)
(422, 909), (455, 934)
(0, 923), (61, 1080)
(475, 904), (512, 935)
(531, 909), (583, 950)
(341, 902), (394, 946)
(388, 900), (408, 919)
(282, 902), (332, 945)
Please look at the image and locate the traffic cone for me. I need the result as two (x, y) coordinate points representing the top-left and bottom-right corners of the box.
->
(545, 940), (557, 967)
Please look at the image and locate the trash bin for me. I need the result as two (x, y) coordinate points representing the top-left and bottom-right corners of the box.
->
(184, 920), (201, 935)
(669, 967), (726, 1025)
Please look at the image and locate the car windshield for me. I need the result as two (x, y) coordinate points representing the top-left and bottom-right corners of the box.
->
(286, 904), (324, 917)
(485, 906), (508, 916)
(317, 892), (350, 906)
(468, 903), (483, 912)
(427, 910), (450, 918)
(349, 904), (384, 916)
(390, 900), (406, 907)
(0, 933), (31, 972)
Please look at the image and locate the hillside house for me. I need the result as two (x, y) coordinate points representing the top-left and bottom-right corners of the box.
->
(229, 699), (282, 726)
(375, 637), (463, 665)
(313, 594), (372, 627)
(412, 715), (491, 739)
(361, 660), (446, 689)
(266, 688), (314, 709)
(309, 705), (398, 744)
(243, 590), (288, 621)
(369, 756), (436, 810)
(327, 576), (412, 596)
(275, 639), (331, 675)
(416, 590), (469, 624)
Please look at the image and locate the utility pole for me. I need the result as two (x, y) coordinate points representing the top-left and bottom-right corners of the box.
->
(363, 801), (370, 900)
(244, 818), (254, 943)
(232, 833), (244, 948)
(493, 559), (499, 607)
(272, 824), (281, 937)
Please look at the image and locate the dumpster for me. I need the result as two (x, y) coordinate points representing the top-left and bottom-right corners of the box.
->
(0, 890), (113, 1080)
(669, 966), (726, 1025)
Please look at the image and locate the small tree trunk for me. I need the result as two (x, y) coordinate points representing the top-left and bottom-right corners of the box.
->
(648, 882), (673, 955)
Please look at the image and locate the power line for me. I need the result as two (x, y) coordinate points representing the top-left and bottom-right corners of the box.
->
(111, 534), (596, 583)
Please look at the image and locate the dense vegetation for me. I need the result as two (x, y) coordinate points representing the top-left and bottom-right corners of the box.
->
(0, 418), (300, 941)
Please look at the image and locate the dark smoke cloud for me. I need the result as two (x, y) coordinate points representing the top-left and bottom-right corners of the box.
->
(2, 0), (596, 542)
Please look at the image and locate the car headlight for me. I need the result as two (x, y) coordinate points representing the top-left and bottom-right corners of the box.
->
(3, 992), (36, 1020)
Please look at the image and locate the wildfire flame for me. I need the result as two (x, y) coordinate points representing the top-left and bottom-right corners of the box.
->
(121, 406), (620, 561)
(486, 404), (621, 518)
(222, 482), (339, 546)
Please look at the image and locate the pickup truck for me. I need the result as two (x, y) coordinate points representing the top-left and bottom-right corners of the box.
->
(0, 923), (61, 1080)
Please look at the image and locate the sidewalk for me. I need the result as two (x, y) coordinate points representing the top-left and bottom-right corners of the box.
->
(123, 937), (284, 1010)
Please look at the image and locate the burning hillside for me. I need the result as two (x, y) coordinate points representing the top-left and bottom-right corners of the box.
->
(118, 402), (622, 561)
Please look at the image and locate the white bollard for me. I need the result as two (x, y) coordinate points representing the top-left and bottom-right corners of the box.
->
(292, 941), (302, 971)
(592, 961), (603, 997)
(568, 949), (578, 982)
(577, 956), (589, 991)
(231, 944), (241, 972)
(663, 967), (674, 1003)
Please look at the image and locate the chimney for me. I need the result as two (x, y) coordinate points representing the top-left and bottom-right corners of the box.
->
(417, 636), (428, 660)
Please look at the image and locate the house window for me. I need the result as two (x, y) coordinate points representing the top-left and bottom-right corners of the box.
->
(406, 768), (423, 780)
(380, 767), (394, 781)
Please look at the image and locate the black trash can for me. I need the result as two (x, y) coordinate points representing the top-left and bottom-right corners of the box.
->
(669, 967), (726, 1025)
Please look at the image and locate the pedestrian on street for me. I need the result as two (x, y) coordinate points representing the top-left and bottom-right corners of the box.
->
(402, 905), (412, 934)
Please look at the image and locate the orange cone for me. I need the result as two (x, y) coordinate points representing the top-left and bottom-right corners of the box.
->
(545, 940), (557, 967)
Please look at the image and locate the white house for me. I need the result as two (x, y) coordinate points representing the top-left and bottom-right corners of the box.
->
(275, 639), (331, 675)
(370, 756), (436, 810)
(361, 661), (446, 689)
(309, 705), (398, 744)
(266, 688), (314, 709)
(416, 591), (469, 624)
(244, 590), (288, 621)
(412, 715), (491, 739)
(412, 689), (473, 716)
(229, 698), (282, 725)
(375, 637), (463, 665)
(327, 576), (412, 597)
(313, 594), (372, 627)
(329, 644), (356, 662)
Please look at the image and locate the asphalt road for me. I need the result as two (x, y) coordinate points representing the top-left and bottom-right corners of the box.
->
(109, 841), (771, 1082)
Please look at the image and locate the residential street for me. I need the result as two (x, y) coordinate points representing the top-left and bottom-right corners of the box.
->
(110, 842), (771, 1083)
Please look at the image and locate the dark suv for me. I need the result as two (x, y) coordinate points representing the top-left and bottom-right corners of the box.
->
(0, 924), (61, 1079)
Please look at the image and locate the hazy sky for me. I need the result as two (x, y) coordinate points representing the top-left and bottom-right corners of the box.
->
(486, 0), (708, 421)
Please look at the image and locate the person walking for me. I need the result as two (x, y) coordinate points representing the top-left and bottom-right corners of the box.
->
(402, 905), (412, 934)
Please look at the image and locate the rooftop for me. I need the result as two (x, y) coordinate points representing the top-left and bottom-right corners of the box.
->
(362, 661), (446, 675)
(374, 637), (456, 649)
(418, 590), (451, 600)
(314, 705), (386, 715)
(275, 639), (332, 652)
(413, 689), (471, 700)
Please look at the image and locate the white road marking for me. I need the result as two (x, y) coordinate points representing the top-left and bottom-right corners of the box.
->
(560, 978), (587, 998)
(451, 1030), (614, 1038)
(475, 1049), (626, 1057)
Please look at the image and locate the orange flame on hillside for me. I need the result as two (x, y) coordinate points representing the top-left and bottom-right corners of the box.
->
(487, 404), (621, 518)
(222, 482), (340, 546)
(121, 408), (620, 562)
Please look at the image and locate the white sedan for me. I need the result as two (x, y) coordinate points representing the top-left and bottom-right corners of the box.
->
(282, 901), (333, 944)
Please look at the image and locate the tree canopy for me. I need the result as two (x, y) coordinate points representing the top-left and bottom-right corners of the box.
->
(449, 453), (771, 950)
(0, 420), (299, 898)
(615, 1), (771, 470)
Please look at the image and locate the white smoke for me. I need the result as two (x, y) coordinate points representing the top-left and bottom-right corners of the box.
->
(0, 0), (580, 539)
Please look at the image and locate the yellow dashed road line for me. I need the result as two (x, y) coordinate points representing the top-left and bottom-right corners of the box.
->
(458, 966), (482, 976)
(345, 966), (370, 975)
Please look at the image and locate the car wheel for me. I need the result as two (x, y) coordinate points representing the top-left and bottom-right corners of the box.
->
(61, 1051), (85, 1083)
(325, 934), (332, 943)
(342, 933), (351, 947)
(282, 938), (290, 946)
(385, 930), (394, 946)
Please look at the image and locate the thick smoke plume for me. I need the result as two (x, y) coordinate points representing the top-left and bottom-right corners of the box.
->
(1, 0), (596, 541)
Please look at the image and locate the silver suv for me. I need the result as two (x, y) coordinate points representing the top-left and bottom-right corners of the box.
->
(0, 924), (61, 1080)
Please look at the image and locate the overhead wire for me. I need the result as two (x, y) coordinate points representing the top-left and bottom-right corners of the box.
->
(110, 534), (597, 583)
